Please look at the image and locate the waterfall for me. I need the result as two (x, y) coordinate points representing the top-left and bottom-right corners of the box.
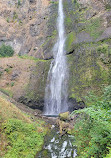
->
(44, 0), (68, 115)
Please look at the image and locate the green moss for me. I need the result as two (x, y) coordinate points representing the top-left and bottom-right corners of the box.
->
(85, 17), (103, 40)
(65, 32), (76, 52)
(105, 4), (111, 10)
(18, 55), (47, 62)
(25, 60), (51, 102)
(49, 1), (58, 5)
(66, 17), (72, 24)
(97, 44), (109, 54)
(13, 11), (18, 20)
(67, 40), (110, 100)
(0, 88), (13, 98)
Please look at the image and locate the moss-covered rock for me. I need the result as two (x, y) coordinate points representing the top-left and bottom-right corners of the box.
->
(18, 59), (51, 110)
(62, 0), (111, 101)
(59, 111), (70, 121)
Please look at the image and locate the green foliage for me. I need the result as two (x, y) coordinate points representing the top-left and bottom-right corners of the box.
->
(11, 82), (15, 87)
(13, 11), (18, 20)
(65, 32), (76, 52)
(18, 54), (47, 62)
(18, 0), (21, 6)
(105, 148), (111, 158)
(4, 68), (10, 73)
(97, 44), (109, 54)
(105, 4), (111, 10)
(104, 85), (111, 102)
(49, 1), (58, 4)
(71, 85), (111, 158)
(6, 17), (10, 23)
(3, 119), (46, 158)
(0, 88), (13, 98)
(85, 18), (103, 40)
(0, 44), (14, 57)
(19, 20), (23, 25)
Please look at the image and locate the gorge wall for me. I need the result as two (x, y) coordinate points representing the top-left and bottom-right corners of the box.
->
(0, 0), (111, 109)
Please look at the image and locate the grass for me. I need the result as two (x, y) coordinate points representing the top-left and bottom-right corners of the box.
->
(18, 55), (47, 62)
(0, 96), (47, 158)
(0, 88), (13, 98)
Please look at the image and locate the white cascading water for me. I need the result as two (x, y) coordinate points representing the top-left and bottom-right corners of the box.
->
(44, 0), (68, 115)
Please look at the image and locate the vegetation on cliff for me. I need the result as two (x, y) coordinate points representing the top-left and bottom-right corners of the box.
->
(0, 95), (47, 158)
(0, 44), (14, 57)
(70, 85), (111, 158)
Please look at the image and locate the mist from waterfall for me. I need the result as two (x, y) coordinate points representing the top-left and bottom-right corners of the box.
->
(44, 0), (68, 115)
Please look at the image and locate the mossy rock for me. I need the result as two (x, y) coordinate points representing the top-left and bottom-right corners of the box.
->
(65, 31), (76, 53)
(59, 111), (70, 121)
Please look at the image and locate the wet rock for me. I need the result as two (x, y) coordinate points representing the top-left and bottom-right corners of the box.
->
(68, 98), (85, 112)
(56, 119), (70, 134)
(18, 96), (44, 111)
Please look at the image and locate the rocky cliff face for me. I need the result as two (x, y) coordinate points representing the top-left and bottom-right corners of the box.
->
(0, 0), (111, 110)
(0, 0), (58, 59)
(63, 0), (111, 100)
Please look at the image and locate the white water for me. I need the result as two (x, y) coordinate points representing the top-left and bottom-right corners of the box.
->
(37, 129), (77, 158)
(44, 0), (68, 115)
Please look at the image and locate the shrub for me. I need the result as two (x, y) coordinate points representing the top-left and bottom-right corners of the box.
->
(2, 119), (46, 158)
(0, 44), (14, 57)
(71, 85), (111, 158)
(18, 0), (21, 6)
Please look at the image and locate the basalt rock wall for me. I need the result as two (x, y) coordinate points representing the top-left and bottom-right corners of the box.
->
(25, 0), (111, 108)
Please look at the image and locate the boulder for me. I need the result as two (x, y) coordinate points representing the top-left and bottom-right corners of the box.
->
(59, 111), (70, 121)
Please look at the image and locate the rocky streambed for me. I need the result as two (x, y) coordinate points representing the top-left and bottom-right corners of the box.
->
(36, 124), (77, 158)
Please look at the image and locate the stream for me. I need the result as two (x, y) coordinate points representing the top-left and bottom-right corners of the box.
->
(36, 126), (77, 158)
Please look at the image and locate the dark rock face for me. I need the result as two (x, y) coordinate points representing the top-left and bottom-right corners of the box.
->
(68, 98), (85, 112)
(29, 0), (36, 3)
(18, 96), (85, 112)
(18, 96), (44, 111)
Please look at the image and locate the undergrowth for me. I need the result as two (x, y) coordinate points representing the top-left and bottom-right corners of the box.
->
(2, 119), (46, 158)
(71, 85), (111, 158)
(0, 96), (47, 158)
(0, 44), (14, 57)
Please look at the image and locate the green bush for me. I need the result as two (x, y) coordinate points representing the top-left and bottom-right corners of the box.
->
(3, 119), (46, 158)
(71, 85), (111, 158)
(18, 0), (21, 6)
(0, 44), (14, 57)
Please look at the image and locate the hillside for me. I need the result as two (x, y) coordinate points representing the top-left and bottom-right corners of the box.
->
(0, 93), (47, 158)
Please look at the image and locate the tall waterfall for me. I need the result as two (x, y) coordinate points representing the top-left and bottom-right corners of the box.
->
(44, 0), (68, 115)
